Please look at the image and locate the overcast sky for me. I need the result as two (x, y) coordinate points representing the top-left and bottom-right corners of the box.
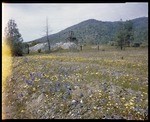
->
(2, 3), (148, 42)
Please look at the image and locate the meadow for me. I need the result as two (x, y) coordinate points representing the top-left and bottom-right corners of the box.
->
(3, 45), (148, 119)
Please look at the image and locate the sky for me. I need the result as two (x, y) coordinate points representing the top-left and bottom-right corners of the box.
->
(2, 3), (148, 42)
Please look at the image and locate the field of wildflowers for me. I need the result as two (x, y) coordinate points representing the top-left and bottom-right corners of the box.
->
(3, 46), (148, 119)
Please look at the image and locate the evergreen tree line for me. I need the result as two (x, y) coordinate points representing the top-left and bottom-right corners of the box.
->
(3, 19), (147, 56)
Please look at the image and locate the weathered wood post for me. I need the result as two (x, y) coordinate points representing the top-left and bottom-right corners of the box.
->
(27, 43), (29, 54)
(80, 45), (82, 51)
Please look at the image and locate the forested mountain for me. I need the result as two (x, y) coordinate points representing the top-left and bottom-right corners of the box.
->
(28, 17), (148, 45)
(131, 17), (148, 43)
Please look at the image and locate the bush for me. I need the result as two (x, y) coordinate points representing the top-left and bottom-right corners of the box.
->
(30, 41), (39, 47)
(132, 43), (141, 47)
(38, 49), (41, 53)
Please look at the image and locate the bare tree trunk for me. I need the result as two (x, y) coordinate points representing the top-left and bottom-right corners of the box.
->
(80, 45), (82, 51)
(98, 45), (99, 50)
(46, 17), (50, 52)
(27, 44), (29, 54)
(120, 40), (123, 50)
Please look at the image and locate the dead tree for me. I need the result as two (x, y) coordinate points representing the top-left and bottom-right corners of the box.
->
(46, 17), (51, 52)
(27, 43), (29, 54)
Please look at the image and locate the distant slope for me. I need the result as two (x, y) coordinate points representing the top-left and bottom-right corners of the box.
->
(28, 17), (148, 45)
(132, 17), (148, 43)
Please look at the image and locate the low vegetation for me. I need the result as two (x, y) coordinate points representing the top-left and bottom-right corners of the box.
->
(3, 45), (148, 119)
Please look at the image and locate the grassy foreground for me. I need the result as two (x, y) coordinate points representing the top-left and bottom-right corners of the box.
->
(3, 46), (148, 119)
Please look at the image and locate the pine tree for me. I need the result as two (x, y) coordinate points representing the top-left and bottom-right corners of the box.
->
(116, 19), (125, 50)
(4, 19), (23, 56)
(116, 19), (134, 50)
(124, 20), (134, 46)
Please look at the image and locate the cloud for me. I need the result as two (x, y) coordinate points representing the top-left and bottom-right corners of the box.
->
(2, 3), (148, 42)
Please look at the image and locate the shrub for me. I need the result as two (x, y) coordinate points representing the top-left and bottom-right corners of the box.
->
(38, 49), (41, 53)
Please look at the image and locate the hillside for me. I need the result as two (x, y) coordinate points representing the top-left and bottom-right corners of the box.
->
(28, 17), (148, 45)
